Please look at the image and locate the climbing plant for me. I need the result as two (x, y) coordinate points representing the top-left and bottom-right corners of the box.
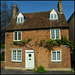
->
(39, 36), (74, 68)
(13, 38), (32, 46)
(39, 36), (74, 49)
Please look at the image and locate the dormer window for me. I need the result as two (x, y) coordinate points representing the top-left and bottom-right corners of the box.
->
(50, 9), (58, 20)
(17, 12), (24, 23)
(50, 14), (58, 20)
(17, 17), (24, 23)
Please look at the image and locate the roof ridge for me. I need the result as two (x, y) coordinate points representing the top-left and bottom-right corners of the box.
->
(23, 11), (51, 14)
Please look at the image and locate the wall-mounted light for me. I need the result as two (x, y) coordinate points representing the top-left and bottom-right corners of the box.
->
(6, 33), (9, 36)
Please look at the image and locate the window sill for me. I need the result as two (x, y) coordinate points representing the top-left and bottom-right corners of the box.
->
(52, 61), (62, 62)
(14, 40), (22, 41)
(50, 38), (61, 40)
(62, 45), (68, 47)
(12, 61), (22, 63)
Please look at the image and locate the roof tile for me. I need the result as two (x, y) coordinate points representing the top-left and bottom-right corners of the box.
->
(5, 11), (69, 31)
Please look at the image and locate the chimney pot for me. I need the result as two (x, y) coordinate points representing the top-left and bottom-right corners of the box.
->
(14, 4), (17, 7)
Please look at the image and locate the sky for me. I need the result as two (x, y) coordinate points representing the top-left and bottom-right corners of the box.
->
(1, 1), (74, 21)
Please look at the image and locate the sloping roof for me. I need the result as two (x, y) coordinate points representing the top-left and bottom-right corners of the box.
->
(67, 12), (75, 22)
(5, 11), (69, 31)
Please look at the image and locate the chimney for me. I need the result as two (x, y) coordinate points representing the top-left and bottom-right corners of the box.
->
(13, 4), (19, 18)
(58, 0), (63, 13)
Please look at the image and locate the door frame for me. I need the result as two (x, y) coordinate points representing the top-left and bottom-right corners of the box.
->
(25, 50), (34, 69)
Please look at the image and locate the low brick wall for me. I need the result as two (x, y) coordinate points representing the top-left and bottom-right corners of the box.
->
(1, 61), (5, 67)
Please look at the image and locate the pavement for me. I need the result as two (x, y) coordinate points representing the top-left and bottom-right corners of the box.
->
(0, 48), (5, 53)
(1, 67), (74, 75)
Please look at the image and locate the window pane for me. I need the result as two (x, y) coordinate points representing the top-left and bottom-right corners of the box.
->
(52, 52), (56, 60)
(18, 32), (21, 40)
(14, 32), (17, 40)
(21, 18), (23, 22)
(29, 54), (31, 57)
(54, 14), (56, 19)
(51, 30), (55, 39)
(51, 14), (53, 19)
(56, 29), (60, 39)
(18, 18), (20, 22)
(13, 50), (16, 60)
(17, 50), (21, 60)
(57, 51), (60, 60)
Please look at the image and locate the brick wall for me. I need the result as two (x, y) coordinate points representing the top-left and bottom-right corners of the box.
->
(1, 61), (5, 67)
(5, 29), (71, 69)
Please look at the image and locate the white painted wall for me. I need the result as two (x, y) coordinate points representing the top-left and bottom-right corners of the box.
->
(17, 12), (24, 17)
(50, 9), (57, 14)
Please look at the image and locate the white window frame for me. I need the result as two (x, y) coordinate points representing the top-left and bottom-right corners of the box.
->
(11, 49), (22, 62)
(51, 50), (62, 62)
(50, 29), (61, 40)
(14, 31), (22, 41)
(17, 17), (24, 23)
(50, 14), (58, 20)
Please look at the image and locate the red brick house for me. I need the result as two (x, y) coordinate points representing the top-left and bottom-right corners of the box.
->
(5, 1), (71, 71)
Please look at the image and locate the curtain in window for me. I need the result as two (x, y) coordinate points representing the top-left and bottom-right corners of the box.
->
(52, 52), (56, 60)
(18, 32), (21, 40)
(57, 51), (60, 60)
(17, 50), (21, 60)
(51, 14), (53, 19)
(18, 18), (20, 22)
(21, 17), (23, 22)
(12, 50), (21, 61)
(13, 50), (16, 60)
(56, 29), (60, 39)
(14, 32), (17, 40)
(51, 29), (55, 39)
(54, 14), (56, 19)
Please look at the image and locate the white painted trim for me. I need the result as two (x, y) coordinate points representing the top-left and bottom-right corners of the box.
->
(17, 12), (24, 23)
(25, 50), (34, 53)
(10, 49), (23, 50)
(50, 29), (61, 40)
(50, 14), (58, 20)
(13, 31), (22, 41)
(17, 17), (24, 23)
(51, 50), (62, 62)
(50, 9), (58, 20)
(11, 49), (22, 62)
(25, 50), (34, 69)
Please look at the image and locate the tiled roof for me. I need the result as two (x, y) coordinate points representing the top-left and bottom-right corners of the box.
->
(5, 11), (69, 31)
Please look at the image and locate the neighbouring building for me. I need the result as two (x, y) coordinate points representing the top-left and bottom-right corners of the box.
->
(5, 1), (71, 71)
(67, 12), (75, 68)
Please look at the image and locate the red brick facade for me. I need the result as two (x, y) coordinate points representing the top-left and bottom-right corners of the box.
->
(5, 29), (71, 69)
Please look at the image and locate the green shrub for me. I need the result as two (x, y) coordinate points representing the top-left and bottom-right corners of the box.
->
(1, 44), (5, 48)
(61, 36), (74, 48)
(26, 38), (32, 43)
(0, 53), (5, 61)
(35, 65), (47, 73)
(56, 39), (61, 46)
(21, 39), (26, 46)
(28, 38), (32, 42)
(13, 41), (18, 45)
(13, 39), (32, 46)
(39, 36), (74, 50)
(45, 39), (55, 48)
(52, 41), (57, 46)
(33, 69), (36, 72)
(18, 41), (22, 46)
(61, 36), (68, 45)
(39, 39), (45, 46)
